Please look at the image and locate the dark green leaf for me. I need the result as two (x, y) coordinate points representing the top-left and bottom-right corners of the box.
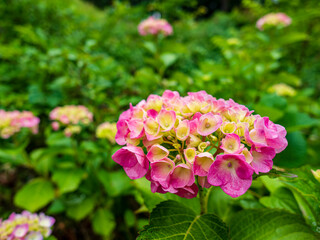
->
(138, 200), (228, 240)
(66, 197), (95, 221)
(229, 209), (318, 240)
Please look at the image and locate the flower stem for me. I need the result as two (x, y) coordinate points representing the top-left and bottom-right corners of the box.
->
(199, 186), (207, 215)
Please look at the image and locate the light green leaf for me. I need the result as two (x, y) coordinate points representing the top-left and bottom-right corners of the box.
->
(14, 178), (55, 212)
(277, 32), (309, 45)
(138, 200), (228, 240)
(281, 166), (320, 232)
(260, 187), (300, 214)
(52, 169), (84, 194)
(230, 209), (318, 240)
(92, 208), (115, 236)
(143, 41), (157, 54)
(66, 197), (95, 221)
(160, 53), (178, 68)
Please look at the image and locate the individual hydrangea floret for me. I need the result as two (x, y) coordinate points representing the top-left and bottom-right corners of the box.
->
(0, 110), (40, 139)
(49, 105), (93, 137)
(138, 16), (173, 36)
(96, 122), (117, 143)
(112, 91), (288, 198)
(256, 12), (292, 30)
(0, 211), (55, 240)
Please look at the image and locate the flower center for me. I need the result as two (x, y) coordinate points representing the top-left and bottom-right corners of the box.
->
(205, 123), (211, 128)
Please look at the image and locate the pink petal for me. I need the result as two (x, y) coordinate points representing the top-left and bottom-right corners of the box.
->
(197, 113), (222, 136)
(207, 154), (254, 198)
(194, 152), (214, 176)
(147, 144), (169, 162)
(250, 146), (276, 174)
(150, 158), (175, 182)
(175, 183), (199, 199)
(170, 164), (194, 188)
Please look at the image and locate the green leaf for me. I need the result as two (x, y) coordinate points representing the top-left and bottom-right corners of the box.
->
(206, 187), (234, 222)
(259, 176), (286, 193)
(281, 166), (320, 231)
(273, 131), (307, 167)
(66, 197), (95, 221)
(160, 53), (178, 68)
(260, 187), (300, 214)
(97, 170), (132, 197)
(47, 199), (66, 214)
(46, 132), (73, 147)
(14, 178), (55, 212)
(229, 209), (318, 240)
(278, 112), (319, 132)
(277, 32), (309, 45)
(134, 178), (200, 213)
(254, 104), (284, 122)
(52, 169), (84, 194)
(0, 148), (26, 165)
(143, 41), (157, 54)
(92, 208), (116, 236)
(138, 200), (228, 240)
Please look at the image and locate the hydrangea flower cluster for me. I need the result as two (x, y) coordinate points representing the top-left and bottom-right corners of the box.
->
(49, 105), (93, 137)
(268, 83), (296, 97)
(112, 91), (288, 198)
(0, 110), (40, 139)
(138, 16), (173, 36)
(96, 122), (117, 143)
(0, 211), (55, 240)
(256, 12), (292, 30)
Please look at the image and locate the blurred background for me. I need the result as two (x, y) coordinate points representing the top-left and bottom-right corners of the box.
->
(0, 0), (319, 239)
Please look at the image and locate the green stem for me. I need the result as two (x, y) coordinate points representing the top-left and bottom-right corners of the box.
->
(199, 186), (207, 215)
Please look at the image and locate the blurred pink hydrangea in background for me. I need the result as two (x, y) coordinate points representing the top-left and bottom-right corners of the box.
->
(256, 12), (291, 30)
(0, 110), (40, 139)
(49, 105), (93, 137)
(138, 16), (173, 36)
(112, 90), (288, 198)
(0, 211), (55, 240)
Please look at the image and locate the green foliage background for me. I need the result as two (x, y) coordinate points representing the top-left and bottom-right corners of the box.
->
(0, 0), (319, 239)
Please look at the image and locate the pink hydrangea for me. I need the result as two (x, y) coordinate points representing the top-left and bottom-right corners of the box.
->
(0, 110), (40, 139)
(0, 211), (55, 240)
(112, 90), (288, 198)
(138, 16), (173, 36)
(256, 12), (292, 31)
(49, 105), (93, 137)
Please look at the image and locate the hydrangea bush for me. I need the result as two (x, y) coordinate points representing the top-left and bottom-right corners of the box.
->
(256, 12), (292, 30)
(112, 90), (288, 198)
(0, 110), (40, 139)
(49, 105), (93, 137)
(0, 211), (55, 240)
(138, 16), (173, 36)
(96, 122), (117, 144)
